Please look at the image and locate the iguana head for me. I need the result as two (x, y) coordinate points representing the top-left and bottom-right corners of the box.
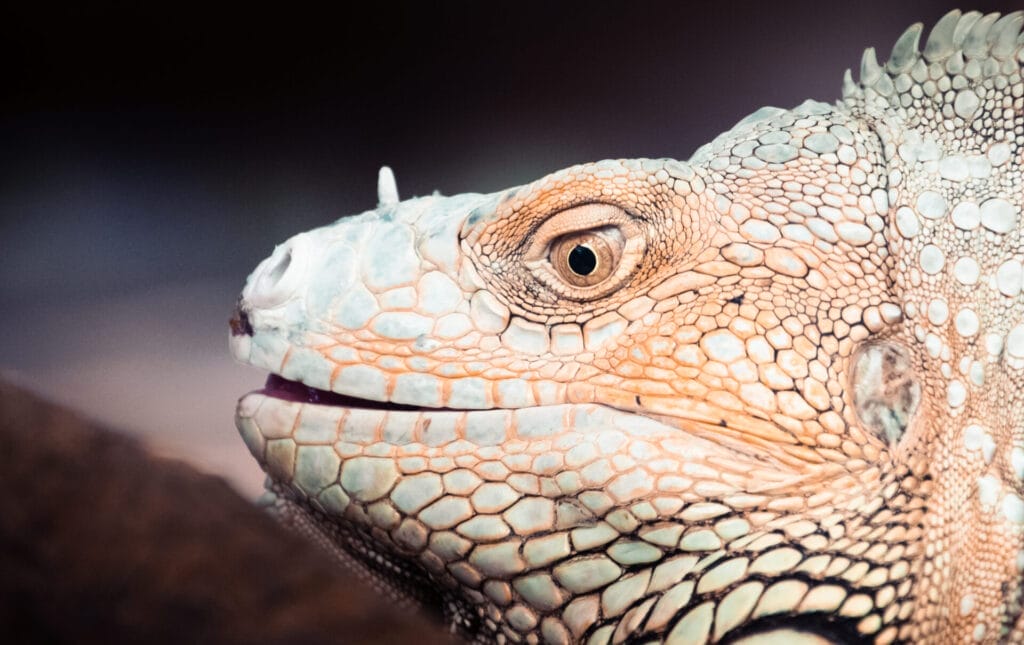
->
(231, 11), (1024, 644)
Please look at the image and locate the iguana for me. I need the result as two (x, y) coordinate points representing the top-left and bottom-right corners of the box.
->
(229, 10), (1024, 644)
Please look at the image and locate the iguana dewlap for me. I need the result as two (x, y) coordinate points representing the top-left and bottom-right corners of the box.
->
(230, 11), (1024, 644)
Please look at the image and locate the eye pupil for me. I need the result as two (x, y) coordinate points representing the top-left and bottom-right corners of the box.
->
(567, 245), (597, 276)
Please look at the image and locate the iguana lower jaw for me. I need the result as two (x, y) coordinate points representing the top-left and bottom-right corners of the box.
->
(234, 380), (860, 643)
(231, 10), (1024, 644)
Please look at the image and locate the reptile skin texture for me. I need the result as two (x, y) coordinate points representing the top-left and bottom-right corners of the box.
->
(229, 11), (1024, 644)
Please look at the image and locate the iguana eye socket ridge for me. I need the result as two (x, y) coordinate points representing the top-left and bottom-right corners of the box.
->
(523, 202), (646, 301)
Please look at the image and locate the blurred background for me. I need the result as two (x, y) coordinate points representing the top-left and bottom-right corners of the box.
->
(0, 1), (1007, 497)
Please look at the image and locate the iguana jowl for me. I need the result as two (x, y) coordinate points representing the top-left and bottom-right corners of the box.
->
(229, 11), (1024, 644)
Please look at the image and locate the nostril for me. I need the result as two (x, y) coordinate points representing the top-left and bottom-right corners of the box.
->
(265, 249), (292, 287)
(229, 306), (254, 337)
(245, 237), (308, 309)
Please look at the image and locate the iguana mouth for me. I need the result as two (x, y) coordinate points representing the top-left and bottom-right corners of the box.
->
(262, 374), (427, 411)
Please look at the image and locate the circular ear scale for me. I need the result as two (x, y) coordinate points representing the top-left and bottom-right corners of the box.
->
(851, 342), (922, 445)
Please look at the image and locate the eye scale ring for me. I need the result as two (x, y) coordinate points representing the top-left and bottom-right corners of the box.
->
(520, 203), (647, 302)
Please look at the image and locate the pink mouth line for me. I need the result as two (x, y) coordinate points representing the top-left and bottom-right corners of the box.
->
(260, 374), (428, 412)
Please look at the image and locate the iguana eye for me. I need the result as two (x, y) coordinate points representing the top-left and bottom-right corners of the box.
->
(522, 203), (646, 301)
(568, 244), (596, 275)
(550, 228), (623, 286)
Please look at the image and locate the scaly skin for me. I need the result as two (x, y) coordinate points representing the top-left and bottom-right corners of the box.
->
(230, 11), (1024, 644)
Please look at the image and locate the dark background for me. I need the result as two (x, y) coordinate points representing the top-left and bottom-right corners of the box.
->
(0, 2), (1011, 494)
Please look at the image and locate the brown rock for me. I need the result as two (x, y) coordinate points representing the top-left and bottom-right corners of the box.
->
(0, 380), (453, 644)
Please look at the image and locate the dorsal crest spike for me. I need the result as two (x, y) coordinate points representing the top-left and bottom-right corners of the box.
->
(992, 12), (1023, 58)
(887, 22), (922, 73)
(841, 68), (858, 99)
(859, 47), (882, 86)
(923, 9), (960, 62)
(952, 11), (983, 48)
(377, 166), (399, 207)
(964, 13), (1000, 58)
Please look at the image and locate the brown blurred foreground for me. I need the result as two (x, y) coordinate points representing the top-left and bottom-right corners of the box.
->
(0, 379), (454, 644)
